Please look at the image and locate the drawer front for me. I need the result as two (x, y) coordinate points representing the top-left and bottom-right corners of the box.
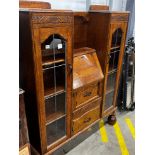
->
(72, 106), (100, 134)
(73, 97), (101, 119)
(73, 83), (99, 109)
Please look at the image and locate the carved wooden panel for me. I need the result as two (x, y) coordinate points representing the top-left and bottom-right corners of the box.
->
(32, 15), (73, 24)
(111, 14), (129, 22)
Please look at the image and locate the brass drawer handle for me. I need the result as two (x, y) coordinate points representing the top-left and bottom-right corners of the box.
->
(83, 91), (92, 97)
(68, 64), (73, 73)
(107, 52), (111, 64)
(83, 117), (91, 123)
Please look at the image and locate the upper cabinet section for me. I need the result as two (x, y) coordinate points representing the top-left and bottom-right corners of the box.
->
(41, 34), (66, 69)
(41, 34), (66, 98)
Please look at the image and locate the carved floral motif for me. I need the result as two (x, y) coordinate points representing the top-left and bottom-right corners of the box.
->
(32, 15), (73, 24)
(111, 15), (128, 22)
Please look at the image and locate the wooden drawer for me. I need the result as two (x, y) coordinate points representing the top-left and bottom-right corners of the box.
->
(73, 97), (101, 119)
(72, 105), (100, 134)
(73, 83), (99, 109)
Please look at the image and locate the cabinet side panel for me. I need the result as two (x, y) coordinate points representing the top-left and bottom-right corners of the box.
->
(19, 12), (41, 153)
(19, 92), (29, 147)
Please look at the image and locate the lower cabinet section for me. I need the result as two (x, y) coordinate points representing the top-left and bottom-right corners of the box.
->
(72, 104), (100, 135)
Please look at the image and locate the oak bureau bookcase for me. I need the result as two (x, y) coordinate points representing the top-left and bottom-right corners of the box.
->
(19, 7), (129, 154)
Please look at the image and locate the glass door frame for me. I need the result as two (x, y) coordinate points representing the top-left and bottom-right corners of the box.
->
(102, 22), (128, 115)
(42, 34), (67, 147)
(33, 26), (73, 153)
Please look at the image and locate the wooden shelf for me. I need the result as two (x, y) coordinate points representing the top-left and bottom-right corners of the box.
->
(42, 49), (64, 56)
(44, 86), (65, 99)
(106, 88), (114, 95)
(108, 69), (117, 75)
(110, 46), (120, 50)
(46, 112), (66, 125)
(42, 58), (65, 67)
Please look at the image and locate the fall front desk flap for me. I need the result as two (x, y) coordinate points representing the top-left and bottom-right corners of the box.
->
(73, 47), (104, 90)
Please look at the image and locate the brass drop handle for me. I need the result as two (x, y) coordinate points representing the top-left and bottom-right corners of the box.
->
(107, 52), (111, 64)
(68, 64), (73, 73)
(83, 91), (92, 97)
(84, 117), (91, 123)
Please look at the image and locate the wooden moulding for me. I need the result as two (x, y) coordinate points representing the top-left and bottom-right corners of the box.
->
(73, 12), (89, 22)
(19, 1), (51, 9)
(89, 5), (109, 11)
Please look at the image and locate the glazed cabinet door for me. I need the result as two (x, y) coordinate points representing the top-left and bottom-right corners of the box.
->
(42, 32), (67, 147)
(33, 26), (72, 151)
(103, 23), (127, 113)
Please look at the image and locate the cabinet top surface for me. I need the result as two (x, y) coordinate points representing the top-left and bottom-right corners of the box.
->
(73, 47), (104, 90)
(19, 9), (129, 14)
(89, 10), (130, 14)
(19, 8), (73, 13)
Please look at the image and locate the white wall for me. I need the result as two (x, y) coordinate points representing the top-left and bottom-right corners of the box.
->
(91, 0), (108, 5)
(110, 0), (127, 11)
(29, 0), (127, 11)
(31, 0), (87, 11)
